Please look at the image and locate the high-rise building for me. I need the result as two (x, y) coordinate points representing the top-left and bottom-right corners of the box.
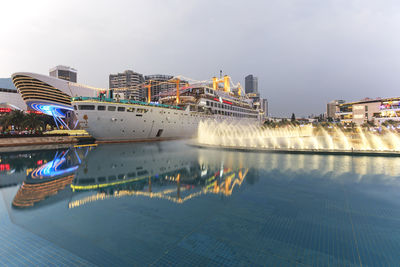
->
(327, 100), (345, 120)
(109, 70), (144, 100)
(245, 74), (258, 94)
(49, 65), (77, 82)
(261, 98), (268, 118)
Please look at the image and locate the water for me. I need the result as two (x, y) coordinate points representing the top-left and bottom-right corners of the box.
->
(198, 121), (400, 152)
(0, 141), (400, 266)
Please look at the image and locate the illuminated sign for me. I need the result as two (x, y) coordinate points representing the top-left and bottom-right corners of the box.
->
(0, 164), (10, 172)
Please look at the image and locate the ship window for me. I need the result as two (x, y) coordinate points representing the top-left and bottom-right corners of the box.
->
(137, 108), (148, 113)
(127, 172), (136, 178)
(127, 107), (135, 112)
(97, 105), (106, 111)
(108, 106), (116, 111)
(108, 175), (116, 181)
(118, 107), (125, 112)
(79, 178), (95, 184)
(138, 170), (149, 176)
(206, 101), (209, 106)
(78, 105), (95, 110)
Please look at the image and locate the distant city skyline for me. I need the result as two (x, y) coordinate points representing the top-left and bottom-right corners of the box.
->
(1, 0), (400, 117)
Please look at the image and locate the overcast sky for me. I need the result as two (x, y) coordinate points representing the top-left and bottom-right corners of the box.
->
(1, 0), (400, 117)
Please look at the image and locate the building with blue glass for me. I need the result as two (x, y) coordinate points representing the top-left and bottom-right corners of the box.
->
(0, 78), (26, 111)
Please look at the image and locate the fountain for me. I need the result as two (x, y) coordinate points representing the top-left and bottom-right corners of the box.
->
(196, 120), (400, 156)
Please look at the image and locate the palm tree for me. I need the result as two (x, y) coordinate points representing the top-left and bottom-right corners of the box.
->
(0, 113), (12, 132)
(23, 113), (44, 133)
(9, 110), (26, 131)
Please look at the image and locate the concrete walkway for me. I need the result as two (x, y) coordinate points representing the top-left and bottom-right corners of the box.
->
(0, 136), (78, 147)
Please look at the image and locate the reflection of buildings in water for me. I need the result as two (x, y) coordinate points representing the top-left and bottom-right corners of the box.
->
(0, 149), (63, 188)
(12, 175), (74, 208)
(11, 147), (90, 208)
(7, 142), (249, 209)
(9, 141), (400, 209)
(71, 144), (250, 207)
(72, 142), (199, 190)
(69, 168), (249, 208)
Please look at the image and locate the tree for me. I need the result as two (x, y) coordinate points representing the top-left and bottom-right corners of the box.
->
(9, 110), (26, 131)
(291, 113), (296, 122)
(0, 113), (12, 132)
(23, 113), (44, 133)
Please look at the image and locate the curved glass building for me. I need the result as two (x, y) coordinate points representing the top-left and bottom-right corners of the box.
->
(12, 72), (97, 128)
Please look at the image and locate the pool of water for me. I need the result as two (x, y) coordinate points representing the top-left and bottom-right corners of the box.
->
(0, 140), (399, 266)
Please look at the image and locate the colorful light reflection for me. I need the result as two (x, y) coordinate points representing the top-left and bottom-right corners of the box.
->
(29, 150), (79, 180)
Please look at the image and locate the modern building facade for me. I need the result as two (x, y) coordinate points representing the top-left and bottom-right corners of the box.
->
(245, 75), (258, 94)
(12, 72), (96, 128)
(327, 100), (345, 120)
(109, 70), (144, 101)
(49, 65), (77, 83)
(0, 78), (26, 111)
(336, 97), (400, 125)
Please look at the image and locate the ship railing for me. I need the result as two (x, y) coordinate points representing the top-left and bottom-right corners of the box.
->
(71, 96), (182, 110)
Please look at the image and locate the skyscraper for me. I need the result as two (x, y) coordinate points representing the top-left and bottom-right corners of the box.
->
(245, 74), (258, 94)
(261, 98), (268, 118)
(109, 70), (144, 100)
(49, 65), (77, 82)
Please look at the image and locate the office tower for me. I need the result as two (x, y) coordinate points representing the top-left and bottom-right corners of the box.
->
(49, 65), (77, 82)
(245, 74), (258, 94)
(109, 70), (144, 100)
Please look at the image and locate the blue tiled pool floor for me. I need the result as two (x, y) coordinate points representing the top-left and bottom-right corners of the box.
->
(0, 192), (95, 266)
(0, 142), (399, 266)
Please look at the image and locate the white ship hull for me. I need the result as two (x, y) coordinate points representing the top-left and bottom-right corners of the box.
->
(73, 100), (258, 141)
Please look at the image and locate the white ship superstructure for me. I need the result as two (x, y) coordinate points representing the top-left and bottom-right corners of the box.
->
(73, 76), (262, 141)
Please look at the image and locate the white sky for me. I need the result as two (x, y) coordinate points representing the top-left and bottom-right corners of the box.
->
(1, 0), (400, 117)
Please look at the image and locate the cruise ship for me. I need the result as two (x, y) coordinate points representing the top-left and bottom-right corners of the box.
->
(72, 76), (262, 141)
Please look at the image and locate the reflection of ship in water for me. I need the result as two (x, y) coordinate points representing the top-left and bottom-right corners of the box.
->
(9, 141), (251, 209)
(69, 142), (249, 207)
(69, 167), (248, 208)
(10, 139), (400, 210)
(12, 146), (91, 208)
